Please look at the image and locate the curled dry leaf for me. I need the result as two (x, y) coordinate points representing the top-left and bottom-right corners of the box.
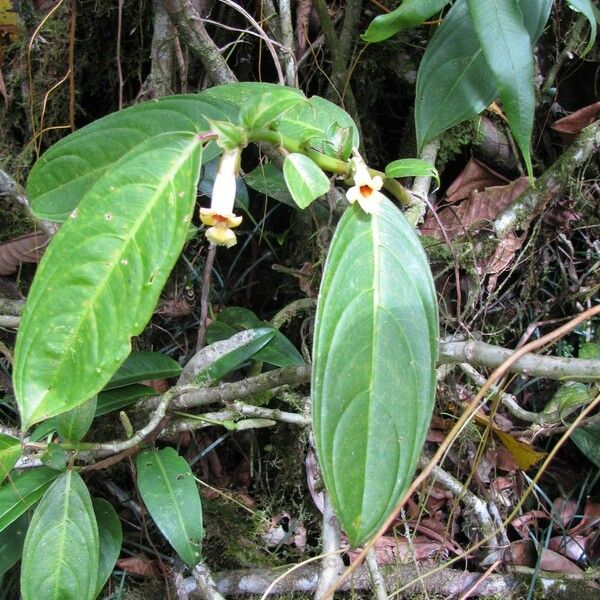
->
(116, 556), (166, 578)
(539, 548), (584, 575)
(548, 535), (588, 564)
(552, 101), (600, 142)
(346, 535), (445, 565)
(422, 177), (529, 241)
(0, 231), (50, 275)
(445, 158), (508, 204)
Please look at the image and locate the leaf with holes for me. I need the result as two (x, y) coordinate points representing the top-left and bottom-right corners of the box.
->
(20, 470), (99, 600)
(14, 132), (202, 428)
(136, 448), (203, 567)
(312, 199), (438, 546)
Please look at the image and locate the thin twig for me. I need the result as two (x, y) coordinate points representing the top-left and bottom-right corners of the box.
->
(192, 562), (226, 600)
(116, 0), (124, 109)
(314, 493), (343, 599)
(365, 548), (389, 600)
(277, 0), (297, 86)
(197, 243), (216, 351)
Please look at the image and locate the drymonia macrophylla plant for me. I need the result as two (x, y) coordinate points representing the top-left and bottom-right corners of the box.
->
(4, 83), (437, 599)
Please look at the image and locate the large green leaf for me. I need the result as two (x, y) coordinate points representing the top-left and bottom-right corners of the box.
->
(56, 395), (97, 442)
(105, 351), (182, 390)
(0, 467), (60, 532)
(95, 384), (157, 417)
(239, 89), (308, 130)
(21, 470), (99, 600)
(415, 0), (551, 151)
(312, 200), (438, 547)
(206, 306), (305, 367)
(93, 498), (123, 597)
(244, 163), (296, 207)
(136, 448), (203, 567)
(0, 513), (28, 577)
(28, 97), (233, 222)
(0, 434), (20, 481)
(362, 0), (451, 43)
(14, 132), (202, 428)
(566, 0), (598, 56)
(469, 0), (534, 175)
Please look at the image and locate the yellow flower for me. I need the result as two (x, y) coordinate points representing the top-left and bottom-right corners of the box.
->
(200, 148), (243, 247)
(345, 156), (385, 214)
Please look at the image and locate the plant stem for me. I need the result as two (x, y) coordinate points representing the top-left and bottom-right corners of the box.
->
(197, 243), (216, 351)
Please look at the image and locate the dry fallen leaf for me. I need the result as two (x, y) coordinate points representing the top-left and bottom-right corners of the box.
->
(552, 101), (600, 142)
(116, 557), (165, 578)
(0, 232), (50, 275)
(445, 158), (508, 204)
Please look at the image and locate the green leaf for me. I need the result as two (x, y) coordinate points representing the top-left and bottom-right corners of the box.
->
(56, 395), (97, 442)
(543, 382), (592, 420)
(14, 132), (202, 428)
(195, 328), (276, 384)
(580, 342), (600, 360)
(469, 0), (534, 176)
(362, 0), (451, 43)
(0, 467), (60, 532)
(244, 163), (296, 207)
(206, 307), (305, 367)
(0, 513), (28, 578)
(572, 422), (600, 469)
(27, 95), (234, 222)
(105, 351), (182, 390)
(0, 434), (21, 482)
(96, 384), (157, 417)
(21, 470), (99, 600)
(207, 119), (248, 151)
(240, 89), (307, 130)
(93, 498), (122, 597)
(136, 448), (203, 566)
(283, 153), (330, 209)
(385, 158), (440, 187)
(566, 0), (598, 56)
(40, 443), (68, 471)
(312, 200), (438, 547)
(415, 0), (551, 152)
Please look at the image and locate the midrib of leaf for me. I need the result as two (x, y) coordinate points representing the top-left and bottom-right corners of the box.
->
(154, 454), (195, 559)
(38, 136), (199, 417)
(51, 473), (72, 600)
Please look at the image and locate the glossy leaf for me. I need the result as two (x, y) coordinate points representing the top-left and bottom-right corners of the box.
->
(283, 153), (330, 208)
(206, 306), (305, 367)
(136, 448), (203, 567)
(14, 132), (202, 428)
(469, 0), (534, 176)
(105, 351), (182, 390)
(0, 434), (20, 481)
(0, 513), (28, 578)
(93, 498), (123, 596)
(385, 158), (440, 187)
(415, 0), (551, 152)
(56, 395), (97, 442)
(95, 384), (156, 417)
(240, 89), (307, 130)
(245, 163), (296, 207)
(572, 422), (600, 469)
(566, 0), (598, 56)
(0, 467), (60, 532)
(195, 328), (276, 384)
(21, 470), (99, 600)
(312, 200), (438, 546)
(362, 0), (451, 43)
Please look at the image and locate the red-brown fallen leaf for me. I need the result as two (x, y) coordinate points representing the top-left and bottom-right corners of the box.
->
(422, 177), (530, 241)
(116, 557), (166, 578)
(491, 446), (518, 473)
(569, 499), (600, 536)
(539, 548), (584, 575)
(346, 535), (445, 565)
(426, 427), (446, 443)
(511, 510), (549, 537)
(445, 158), (509, 204)
(0, 231), (50, 275)
(503, 539), (536, 567)
(141, 379), (169, 393)
(548, 535), (588, 564)
(552, 101), (600, 142)
(551, 498), (578, 529)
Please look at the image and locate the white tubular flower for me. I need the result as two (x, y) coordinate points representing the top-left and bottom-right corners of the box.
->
(200, 148), (243, 248)
(345, 155), (386, 214)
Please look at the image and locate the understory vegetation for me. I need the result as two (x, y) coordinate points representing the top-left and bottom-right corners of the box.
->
(0, 1), (599, 599)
